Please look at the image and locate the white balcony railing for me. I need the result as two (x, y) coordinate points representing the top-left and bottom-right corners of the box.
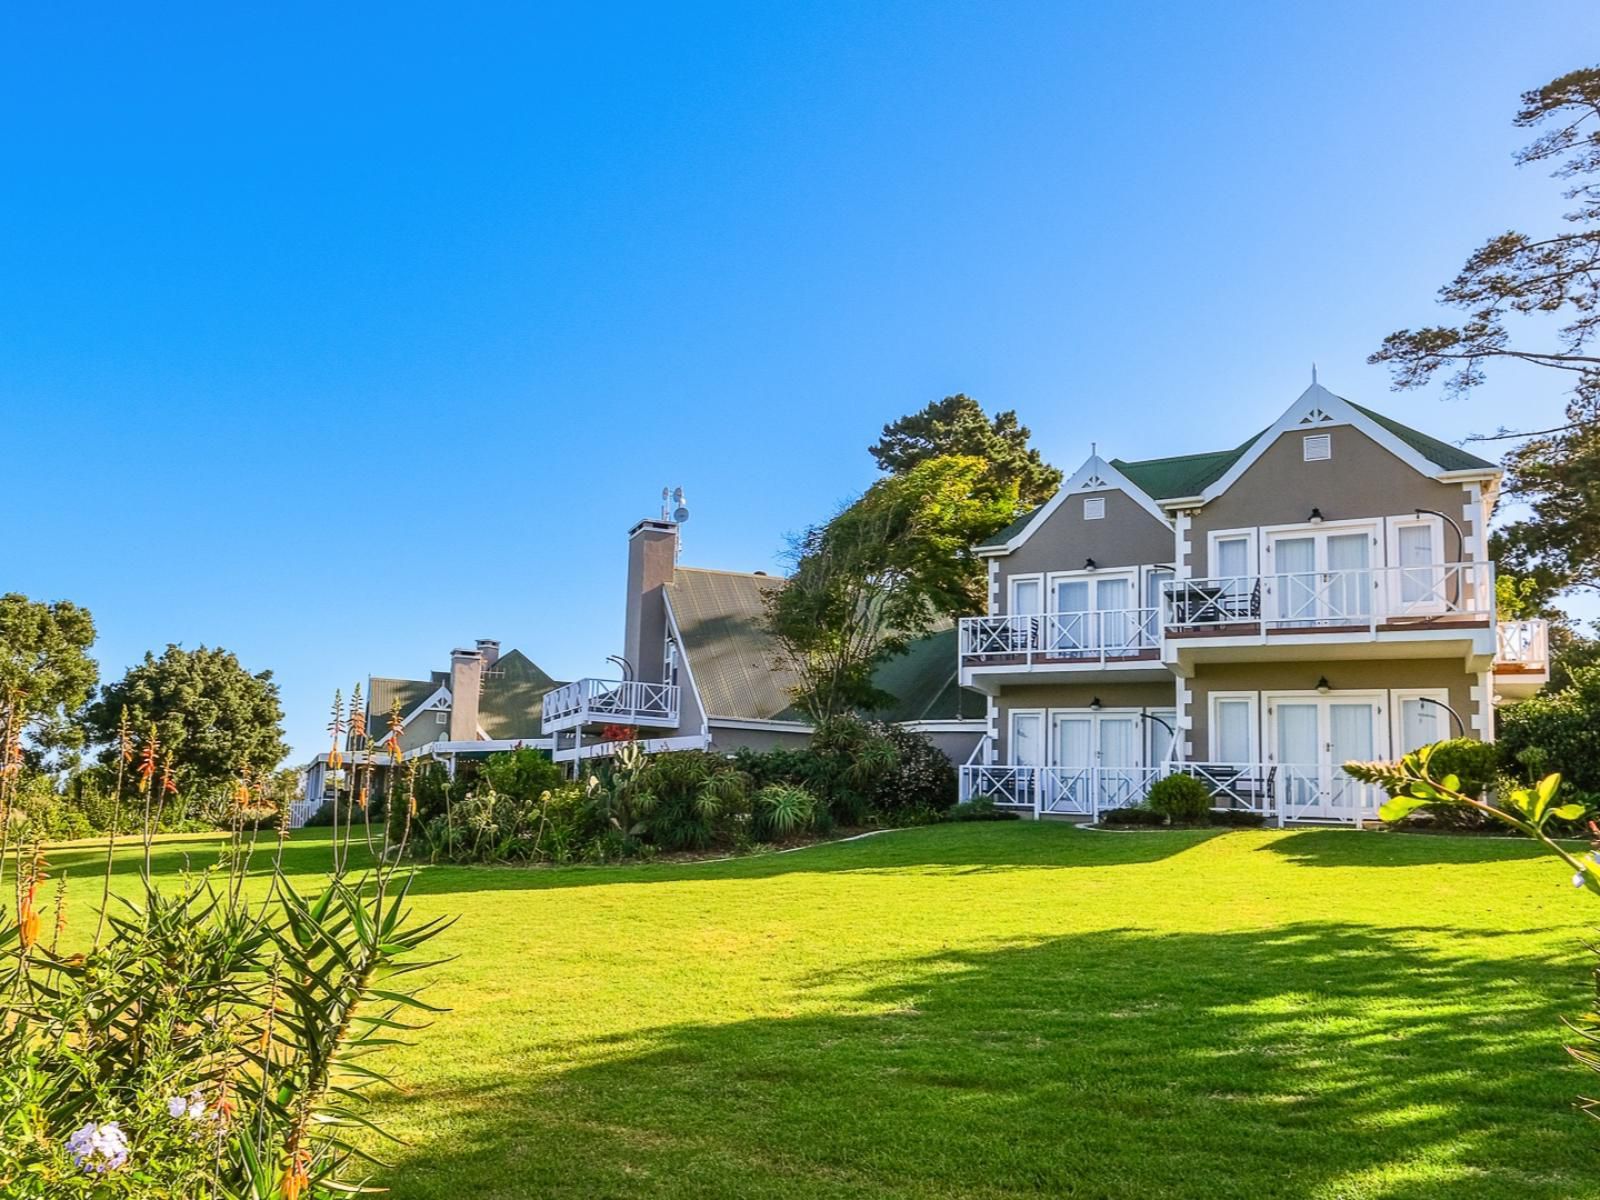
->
(541, 678), (680, 735)
(1162, 562), (1495, 633)
(1494, 618), (1550, 671)
(959, 608), (1160, 666)
(958, 760), (1385, 825)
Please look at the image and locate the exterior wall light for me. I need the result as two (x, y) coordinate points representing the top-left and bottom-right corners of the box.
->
(1315, 676), (1332, 694)
(1089, 696), (1103, 711)
(1309, 508), (1324, 524)
(1084, 558), (1097, 571)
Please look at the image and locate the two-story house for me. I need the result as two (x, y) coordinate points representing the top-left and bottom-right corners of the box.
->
(957, 380), (1550, 824)
(542, 509), (987, 768)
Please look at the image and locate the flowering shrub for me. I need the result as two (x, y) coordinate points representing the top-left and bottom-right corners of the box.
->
(0, 700), (449, 1199)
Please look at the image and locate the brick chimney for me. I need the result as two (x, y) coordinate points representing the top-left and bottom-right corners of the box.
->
(622, 519), (678, 684)
(448, 648), (483, 741)
(475, 639), (500, 669)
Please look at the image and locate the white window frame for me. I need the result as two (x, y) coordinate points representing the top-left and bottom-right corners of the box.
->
(1141, 564), (1175, 611)
(1082, 496), (1106, 520)
(1390, 688), (1452, 755)
(1044, 567), (1138, 614)
(1303, 433), (1332, 461)
(1206, 528), (1258, 580)
(1008, 707), (1046, 765)
(1385, 513), (1443, 571)
(434, 710), (449, 726)
(1007, 573), (1044, 616)
(1208, 691), (1260, 764)
(1145, 708), (1178, 767)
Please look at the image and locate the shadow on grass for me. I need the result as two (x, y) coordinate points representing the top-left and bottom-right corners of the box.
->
(376, 922), (1595, 1200)
(1261, 828), (1557, 868)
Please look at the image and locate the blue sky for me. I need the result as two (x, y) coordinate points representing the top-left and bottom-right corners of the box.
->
(4, 3), (1595, 764)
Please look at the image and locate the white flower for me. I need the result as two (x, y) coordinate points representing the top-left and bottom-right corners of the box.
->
(1574, 872), (1587, 888)
(66, 1120), (129, 1173)
(167, 1090), (207, 1121)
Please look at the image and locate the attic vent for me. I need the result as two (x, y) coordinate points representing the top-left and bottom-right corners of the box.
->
(1303, 434), (1332, 462)
(1083, 497), (1106, 520)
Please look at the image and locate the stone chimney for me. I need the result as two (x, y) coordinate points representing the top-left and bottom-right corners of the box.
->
(448, 648), (483, 741)
(475, 639), (500, 669)
(622, 519), (678, 684)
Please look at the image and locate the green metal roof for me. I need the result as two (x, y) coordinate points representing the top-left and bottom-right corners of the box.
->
(1112, 434), (1264, 501)
(666, 567), (982, 725)
(479, 649), (563, 740)
(367, 676), (435, 727)
(974, 504), (1045, 551)
(1347, 401), (1497, 472)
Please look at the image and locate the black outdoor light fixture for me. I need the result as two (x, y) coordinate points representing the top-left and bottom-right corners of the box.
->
(1308, 507), (1325, 525)
(1089, 696), (1103, 711)
(1084, 557), (1097, 571)
(1315, 676), (1332, 695)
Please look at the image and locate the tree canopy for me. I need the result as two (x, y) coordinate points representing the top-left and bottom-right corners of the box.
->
(1372, 66), (1600, 600)
(85, 644), (288, 798)
(870, 394), (1062, 511)
(0, 592), (98, 766)
(767, 455), (1016, 721)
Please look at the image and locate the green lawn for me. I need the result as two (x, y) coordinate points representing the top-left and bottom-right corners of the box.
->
(44, 822), (1600, 1199)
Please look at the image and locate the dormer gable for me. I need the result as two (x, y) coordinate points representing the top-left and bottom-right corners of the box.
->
(975, 454), (1171, 557)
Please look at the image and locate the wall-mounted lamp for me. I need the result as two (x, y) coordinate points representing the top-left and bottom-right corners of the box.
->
(1315, 676), (1331, 695)
(1308, 507), (1324, 525)
(1084, 558), (1097, 571)
(1089, 696), (1103, 711)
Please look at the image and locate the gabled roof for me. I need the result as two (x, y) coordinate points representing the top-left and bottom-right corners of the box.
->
(479, 649), (563, 740)
(368, 676), (435, 725)
(1112, 435), (1263, 501)
(664, 567), (982, 725)
(1347, 401), (1497, 472)
(974, 454), (1172, 553)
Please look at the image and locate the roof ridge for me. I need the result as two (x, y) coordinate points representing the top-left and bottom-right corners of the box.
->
(672, 565), (783, 581)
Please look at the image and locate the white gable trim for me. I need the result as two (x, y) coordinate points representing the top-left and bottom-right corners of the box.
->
(977, 454), (1171, 556)
(397, 685), (453, 730)
(1189, 383), (1499, 507)
(662, 590), (712, 738)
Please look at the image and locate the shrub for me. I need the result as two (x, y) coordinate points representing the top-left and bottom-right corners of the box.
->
(805, 715), (898, 825)
(608, 749), (751, 851)
(1102, 805), (1165, 826)
(1417, 738), (1498, 799)
(1147, 773), (1212, 822)
(753, 783), (817, 839)
(869, 724), (957, 820)
(1499, 666), (1600, 799)
(948, 796), (1021, 822)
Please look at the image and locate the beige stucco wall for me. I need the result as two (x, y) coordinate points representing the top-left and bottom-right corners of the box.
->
(1184, 424), (1483, 577)
(707, 723), (812, 754)
(994, 488), (1174, 614)
(1184, 658), (1478, 762)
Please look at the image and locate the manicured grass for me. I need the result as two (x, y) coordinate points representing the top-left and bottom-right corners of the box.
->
(44, 822), (1600, 1198)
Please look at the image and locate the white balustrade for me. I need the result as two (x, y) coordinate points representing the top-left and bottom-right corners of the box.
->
(541, 678), (681, 734)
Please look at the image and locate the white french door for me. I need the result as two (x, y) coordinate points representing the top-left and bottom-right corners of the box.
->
(1047, 711), (1142, 813)
(1267, 527), (1374, 624)
(1268, 693), (1386, 820)
(1049, 573), (1137, 653)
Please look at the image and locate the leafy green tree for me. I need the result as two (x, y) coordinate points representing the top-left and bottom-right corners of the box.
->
(85, 644), (288, 801)
(870, 394), (1062, 511)
(1372, 67), (1600, 598)
(0, 593), (98, 767)
(768, 455), (1016, 720)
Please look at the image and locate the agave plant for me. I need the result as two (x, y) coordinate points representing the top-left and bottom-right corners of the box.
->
(0, 688), (451, 1199)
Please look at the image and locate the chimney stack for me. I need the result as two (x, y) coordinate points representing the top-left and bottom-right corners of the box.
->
(475, 639), (500, 668)
(623, 518), (679, 684)
(448, 648), (483, 742)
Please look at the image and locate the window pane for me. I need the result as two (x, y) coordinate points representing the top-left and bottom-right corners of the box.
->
(1215, 699), (1252, 763)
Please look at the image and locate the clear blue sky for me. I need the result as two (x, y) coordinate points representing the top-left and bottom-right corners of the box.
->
(4, 3), (1595, 765)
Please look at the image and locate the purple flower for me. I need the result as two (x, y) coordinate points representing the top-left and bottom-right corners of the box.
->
(66, 1121), (129, 1173)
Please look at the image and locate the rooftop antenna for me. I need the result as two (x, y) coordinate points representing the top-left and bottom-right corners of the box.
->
(660, 486), (690, 524)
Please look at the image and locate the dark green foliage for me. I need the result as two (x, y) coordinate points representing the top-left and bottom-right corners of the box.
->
(620, 750), (751, 851)
(1416, 738), (1500, 799)
(947, 796), (1021, 822)
(0, 592), (98, 767)
(1499, 666), (1600, 804)
(85, 644), (288, 803)
(478, 746), (562, 806)
(804, 716), (898, 825)
(869, 724), (956, 820)
(870, 393), (1063, 509)
(1102, 804), (1265, 828)
(1147, 774), (1212, 822)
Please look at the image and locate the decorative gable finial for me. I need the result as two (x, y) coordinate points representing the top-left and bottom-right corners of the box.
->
(1312, 362), (1318, 385)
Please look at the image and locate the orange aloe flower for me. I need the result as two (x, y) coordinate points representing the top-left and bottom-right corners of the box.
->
(137, 726), (160, 794)
(160, 755), (178, 797)
(283, 1149), (312, 1200)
